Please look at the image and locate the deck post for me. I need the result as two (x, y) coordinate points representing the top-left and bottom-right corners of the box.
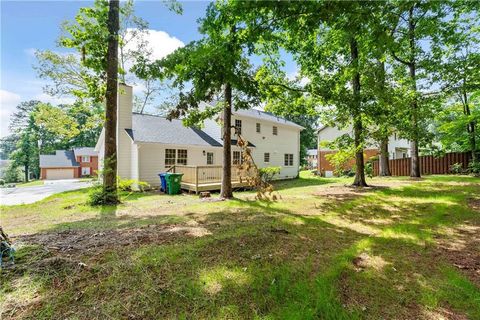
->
(195, 166), (199, 194)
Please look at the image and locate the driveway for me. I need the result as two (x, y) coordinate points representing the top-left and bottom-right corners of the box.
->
(0, 179), (92, 206)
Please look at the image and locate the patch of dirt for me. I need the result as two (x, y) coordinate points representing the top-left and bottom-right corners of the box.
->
(422, 306), (468, 320)
(28, 256), (88, 275)
(12, 223), (212, 258)
(352, 252), (391, 272)
(467, 198), (480, 211)
(434, 224), (480, 286)
(201, 197), (225, 203)
(312, 180), (410, 200)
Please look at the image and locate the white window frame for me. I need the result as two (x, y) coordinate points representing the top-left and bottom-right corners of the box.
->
(232, 151), (242, 165)
(235, 119), (242, 135)
(81, 155), (90, 162)
(264, 152), (270, 163)
(284, 153), (293, 166)
(177, 149), (188, 165)
(207, 152), (214, 165)
(165, 149), (176, 166)
(273, 126), (278, 136)
(81, 167), (91, 175)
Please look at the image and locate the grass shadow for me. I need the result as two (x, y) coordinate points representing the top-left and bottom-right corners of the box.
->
(2, 175), (479, 319)
(272, 175), (339, 191)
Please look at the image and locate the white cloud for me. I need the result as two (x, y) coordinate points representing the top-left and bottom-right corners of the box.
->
(0, 90), (22, 137)
(124, 28), (184, 63)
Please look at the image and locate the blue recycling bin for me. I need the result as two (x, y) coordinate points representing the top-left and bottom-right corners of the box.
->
(158, 173), (168, 192)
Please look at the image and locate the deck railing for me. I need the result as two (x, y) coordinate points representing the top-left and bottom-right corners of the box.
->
(168, 165), (249, 186)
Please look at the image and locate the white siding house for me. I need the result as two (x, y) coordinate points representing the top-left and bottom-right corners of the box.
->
(95, 84), (303, 189)
(226, 109), (303, 179)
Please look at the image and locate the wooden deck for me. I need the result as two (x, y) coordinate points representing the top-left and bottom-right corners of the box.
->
(180, 180), (250, 193)
(168, 165), (252, 194)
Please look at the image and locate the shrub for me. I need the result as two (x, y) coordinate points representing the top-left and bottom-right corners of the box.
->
(259, 166), (281, 183)
(449, 162), (463, 174)
(340, 169), (355, 177)
(88, 178), (151, 206)
(365, 162), (373, 178)
(118, 178), (150, 192)
(88, 186), (120, 206)
(3, 164), (21, 183)
(468, 160), (480, 176)
(0, 179), (4, 186)
(325, 149), (355, 177)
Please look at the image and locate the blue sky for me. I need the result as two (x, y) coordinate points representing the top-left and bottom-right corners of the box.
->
(1, 1), (297, 137)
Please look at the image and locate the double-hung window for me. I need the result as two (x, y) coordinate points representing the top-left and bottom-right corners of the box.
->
(165, 149), (176, 166)
(177, 149), (188, 165)
(273, 126), (278, 135)
(235, 119), (242, 135)
(264, 153), (270, 163)
(284, 154), (293, 166)
(81, 156), (90, 162)
(207, 152), (214, 165)
(256, 123), (261, 133)
(233, 151), (242, 165)
(165, 149), (188, 166)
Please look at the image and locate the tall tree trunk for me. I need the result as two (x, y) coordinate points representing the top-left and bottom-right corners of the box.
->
(221, 82), (233, 199)
(376, 59), (391, 177)
(103, 0), (119, 203)
(353, 116), (367, 186)
(408, 5), (421, 178)
(24, 164), (29, 182)
(350, 37), (367, 187)
(379, 137), (391, 176)
(463, 91), (477, 160)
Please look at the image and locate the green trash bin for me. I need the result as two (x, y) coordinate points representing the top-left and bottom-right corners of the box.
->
(165, 173), (183, 195)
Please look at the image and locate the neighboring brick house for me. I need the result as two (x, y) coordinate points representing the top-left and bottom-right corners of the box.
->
(317, 125), (410, 177)
(39, 147), (98, 180)
(73, 147), (99, 177)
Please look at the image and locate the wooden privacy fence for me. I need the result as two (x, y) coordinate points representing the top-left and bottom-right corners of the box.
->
(372, 152), (471, 176)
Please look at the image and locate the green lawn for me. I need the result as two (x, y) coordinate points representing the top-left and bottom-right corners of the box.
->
(1, 172), (479, 319)
(13, 180), (44, 188)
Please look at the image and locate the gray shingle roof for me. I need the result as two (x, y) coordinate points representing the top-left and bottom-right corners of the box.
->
(197, 119), (255, 147)
(73, 147), (97, 156)
(40, 150), (79, 168)
(202, 101), (304, 129)
(307, 149), (318, 156)
(129, 113), (222, 147)
(233, 109), (304, 129)
(128, 111), (297, 147)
